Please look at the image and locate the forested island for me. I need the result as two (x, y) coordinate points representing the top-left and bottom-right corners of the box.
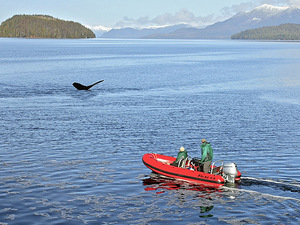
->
(231, 23), (300, 40)
(0, 15), (95, 39)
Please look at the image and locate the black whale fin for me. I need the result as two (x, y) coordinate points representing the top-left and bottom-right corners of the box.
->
(73, 80), (104, 90)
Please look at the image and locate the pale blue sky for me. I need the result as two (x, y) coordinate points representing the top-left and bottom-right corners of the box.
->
(0, 0), (297, 28)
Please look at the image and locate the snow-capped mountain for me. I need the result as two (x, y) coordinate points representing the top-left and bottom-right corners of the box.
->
(144, 4), (300, 39)
(251, 4), (289, 15)
(232, 4), (300, 28)
(86, 25), (111, 37)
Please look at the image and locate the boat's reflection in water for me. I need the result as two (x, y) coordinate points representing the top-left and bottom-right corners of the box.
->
(143, 173), (223, 193)
(142, 172), (225, 218)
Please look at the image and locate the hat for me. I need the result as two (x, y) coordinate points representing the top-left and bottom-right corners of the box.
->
(201, 139), (206, 143)
(180, 146), (185, 152)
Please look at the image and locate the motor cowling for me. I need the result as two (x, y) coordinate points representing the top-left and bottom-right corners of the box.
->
(223, 162), (238, 183)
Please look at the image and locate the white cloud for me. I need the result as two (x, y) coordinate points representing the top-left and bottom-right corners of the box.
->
(279, 0), (300, 6)
(115, 16), (151, 27)
(220, 2), (257, 16)
(114, 9), (218, 28)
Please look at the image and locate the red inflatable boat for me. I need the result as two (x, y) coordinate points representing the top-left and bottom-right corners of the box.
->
(142, 153), (241, 186)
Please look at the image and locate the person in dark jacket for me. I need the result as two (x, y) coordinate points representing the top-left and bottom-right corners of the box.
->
(171, 147), (188, 167)
(200, 139), (213, 173)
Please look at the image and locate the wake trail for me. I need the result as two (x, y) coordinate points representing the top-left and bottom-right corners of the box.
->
(220, 176), (300, 202)
(221, 186), (300, 202)
(242, 176), (300, 188)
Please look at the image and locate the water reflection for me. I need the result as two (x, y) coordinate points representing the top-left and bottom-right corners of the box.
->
(142, 173), (223, 219)
(143, 173), (223, 194)
(199, 205), (214, 218)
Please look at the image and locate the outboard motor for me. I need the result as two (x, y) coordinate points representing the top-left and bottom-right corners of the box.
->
(223, 162), (238, 183)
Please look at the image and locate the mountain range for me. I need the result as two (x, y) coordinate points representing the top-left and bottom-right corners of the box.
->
(98, 4), (300, 39)
(101, 24), (189, 39)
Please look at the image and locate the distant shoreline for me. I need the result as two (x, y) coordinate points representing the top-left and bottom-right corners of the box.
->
(0, 37), (299, 42)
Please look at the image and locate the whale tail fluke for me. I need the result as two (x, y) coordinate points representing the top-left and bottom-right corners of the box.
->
(86, 80), (104, 89)
(73, 80), (104, 90)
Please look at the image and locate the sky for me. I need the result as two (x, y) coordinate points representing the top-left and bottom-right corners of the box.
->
(0, 0), (299, 29)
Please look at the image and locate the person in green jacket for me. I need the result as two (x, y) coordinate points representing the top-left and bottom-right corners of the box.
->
(200, 139), (213, 173)
(171, 146), (188, 167)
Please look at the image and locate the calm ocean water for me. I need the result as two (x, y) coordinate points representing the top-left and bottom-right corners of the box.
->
(0, 38), (299, 224)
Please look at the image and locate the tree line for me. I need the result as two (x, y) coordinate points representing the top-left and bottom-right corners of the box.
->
(0, 15), (95, 39)
(231, 23), (300, 40)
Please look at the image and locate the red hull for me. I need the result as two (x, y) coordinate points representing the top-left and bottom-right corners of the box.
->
(142, 153), (241, 187)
